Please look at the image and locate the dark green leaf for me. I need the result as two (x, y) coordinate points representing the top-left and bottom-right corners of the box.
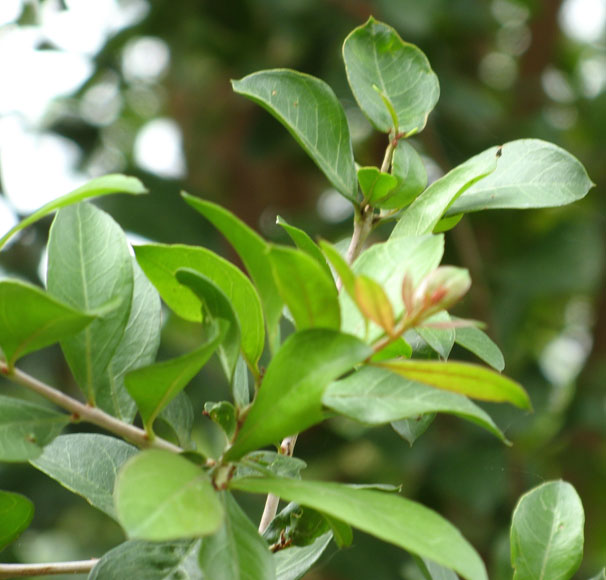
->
(0, 279), (95, 368)
(0, 395), (69, 462)
(235, 451), (307, 481)
(343, 17), (439, 134)
(263, 503), (329, 547)
(323, 366), (508, 442)
(448, 140), (594, 215)
(115, 449), (223, 540)
(274, 532), (332, 580)
(378, 359), (531, 409)
(232, 70), (357, 201)
(199, 492), (275, 580)
(181, 194), (282, 352)
(384, 140), (427, 210)
(392, 414), (436, 446)
(134, 243), (264, 371)
(357, 166), (398, 206)
(47, 203), (134, 404)
(0, 174), (146, 251)
(454, 322), (505, 371)
(204, 401), (237, 439)
(30, 434), (137, 519)
(268, 245), (340, 331)
(511, 480), (584, 580)
(225, 329), (372, 460)
(231, 477), (487, 580)
(89, 540), (202, 580)
(0, 490), (34, 551)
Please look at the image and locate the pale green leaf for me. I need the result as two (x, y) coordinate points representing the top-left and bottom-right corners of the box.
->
(415, 312), (455, 359)
(0, 490), (34, 550)
(357, 166), (398, 206)
(318, 239), (355, 296)
(274, 532), (333, 580)
(354, 275), (395, 333)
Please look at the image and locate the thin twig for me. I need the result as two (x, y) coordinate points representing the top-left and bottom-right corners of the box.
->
(0, 362), (182, 454)
(0, 559), (99, 579)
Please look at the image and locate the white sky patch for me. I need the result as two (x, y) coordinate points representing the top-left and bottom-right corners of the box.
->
(122, 36), (170, 83)
(559, 0), (606, 43)
(133, 118), (187, 178)
(0, 0), (22, 27)
(0, 195), (18, 241)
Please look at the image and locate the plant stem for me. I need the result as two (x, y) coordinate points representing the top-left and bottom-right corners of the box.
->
(0, 559), (99, 579)
(0, 362), (182, 454)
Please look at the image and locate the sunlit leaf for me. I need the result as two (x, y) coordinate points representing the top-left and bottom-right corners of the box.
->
(354, 275), (395, 333)
(357, 166), (398, 206)
(318, 239), (355, 295)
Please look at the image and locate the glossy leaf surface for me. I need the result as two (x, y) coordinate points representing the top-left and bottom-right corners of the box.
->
(343, 17), (439, 134)
(0, 279), (95, 368)
(0, 490), (34, 550)
(30, 434), (137, 519)
(225, 329), (371, 460)
(232, 70), (357, 200)
(511, 480), (584, 580)
(231, 477), (487, 580)
(115, 450), (223, 540)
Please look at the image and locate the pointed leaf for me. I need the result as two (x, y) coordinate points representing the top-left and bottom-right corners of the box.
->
(343, 17), (439, 134)
(0, 174), (146, 251)
(274, 532), (333, 580)
(318, 239), (355, 295)
(176, 268), (241, 380)
(323, 366), (508, 442)
(30, 434), (137, 519)
(232, 70), (357, 201)
(96, 260), (161, 421)
(392, 146), (500, 238)
(231, 477), (488, 580)
(354, 275), (395, 333)
(454, 322), (505, 371)
(383, 140), (427, 210)
(415, 312), (456, 359)
(182, 194), (282, 351)
(89, 540), (202, 580)
(199, 492), (276, 580)
(378, 359), (531, 409)
(357, 166), (398, 206)
(47, 203), (134, 404)
(134, 243), (264, 370)
(225, 329), (372, 460)
(276, 216), (332, 278)
(392, 414), (436, 446)
(115, 449), (223, 540)
(448, 140), (594, 215)
(511, 480), (584, 580)
(0, 279), (95, 368)
(268, 245), (340, 330)
(0, 395), (69, 462)
(0, 490), (34, 551)
(157, 392), (195, 448)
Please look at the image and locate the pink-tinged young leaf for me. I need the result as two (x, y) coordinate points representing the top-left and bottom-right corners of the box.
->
(354, 275), (395, 334)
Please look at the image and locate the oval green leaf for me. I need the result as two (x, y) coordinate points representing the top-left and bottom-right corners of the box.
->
(231, 477), (487, 580)
(511, 480), (584, 580)
(0, 279), (95, 368)
(343, 17), (440, 134)
(377, 359), (531, 409)
(232, 70), (357, 201)
(225, 329), (372, 460)
(115, 449), (223, 540)
(0, 490), (34, 550)
(357, 166), (398, 206)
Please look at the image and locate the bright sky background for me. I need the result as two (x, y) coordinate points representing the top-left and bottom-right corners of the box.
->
(0, 0), (604, 236)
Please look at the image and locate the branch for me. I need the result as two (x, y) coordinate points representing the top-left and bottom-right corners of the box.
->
(0, 362), (182, 454)
(0, 559), (98, 579)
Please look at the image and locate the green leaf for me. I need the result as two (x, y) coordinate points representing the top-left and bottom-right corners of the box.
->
(46, 203), (134, 404)
(392, 146), (500, 238)
(415, 312), (455, 359)
(233, 356), (250, 409)
(0, 395), (69, 462)
(587, 569), (606, 580)
(0, 279), (95, 368)
(30, 434), (137, 519)
(454, 322), (505, 371)
(274, 532), (333, 580)
(232, 70), (357, 201)
(447, 140), (594, 215)
(225, 329), (372, 460)
(0, 174), (146, 251)
(343, 17), (439, 134)
(354, 275), (395, 334)
(392, 414), (436, 446)
(182, 194), (282, 351)
(341, 234), (444, 340)
(176, 268), (241, 380)
(115, 449), (223, 540)
(96, 259), (162, 421)
(268, 245), (340, 331)
(89, 540), (202, 580)
(511, 480), (584, 580)
(370, 337), (412, 362)
(124, 322), (224, 436)
(318, 239), (355, 295)
(134, 243), (264, 372)
(263, 503), (329, 547)
(0, 490), (34, 551)
(383, 140), (427, 210)
(235, 451), (307, 481)
(231, 477), (488, 580)
(416, 556), (459, 580)
(378, 359), (531, 409)
(323, 366), (508, 443)
(157, 392), (194, 448)
(357, 166), (398, 206)
(204, 401), (237, 440)
(199, 492), (276, 580)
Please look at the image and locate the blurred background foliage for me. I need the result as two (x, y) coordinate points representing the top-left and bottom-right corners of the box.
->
(0, 0), (604, 578)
